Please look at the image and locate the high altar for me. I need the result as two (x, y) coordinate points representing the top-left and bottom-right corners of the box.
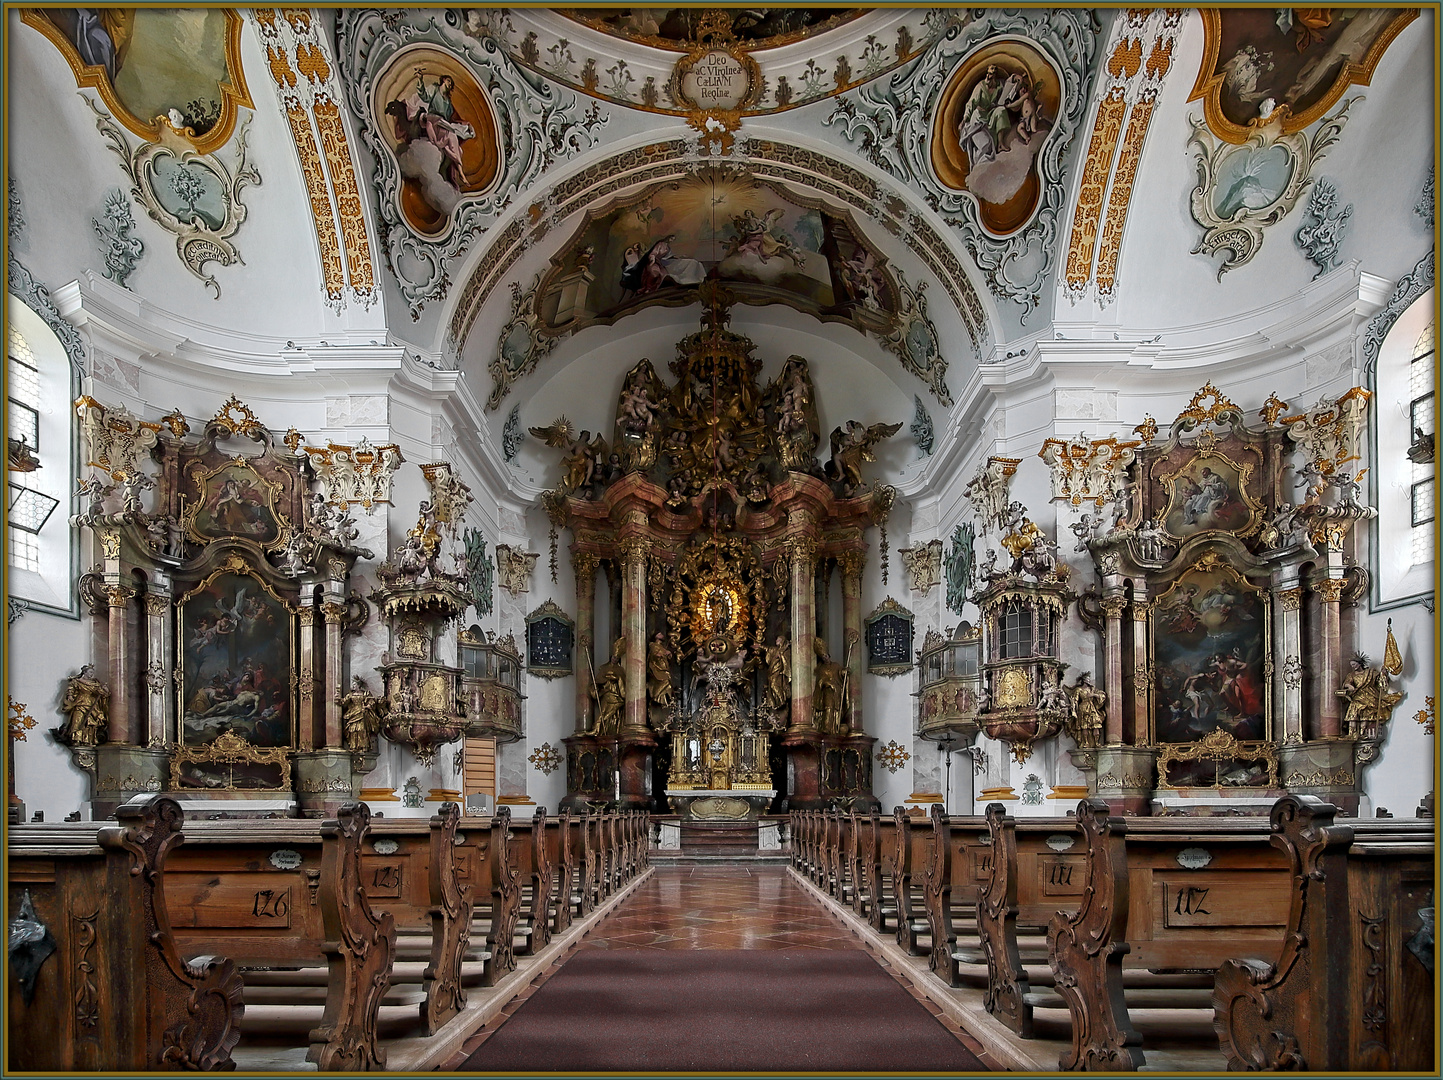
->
(535, 297), (899, 815)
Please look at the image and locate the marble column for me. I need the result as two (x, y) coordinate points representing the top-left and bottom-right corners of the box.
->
(574, 552), (597, 734)
(1129, 594), (1149, 745)
(106, 583), (136, 744)
(619, 535), (649, 736)
(296, 604), (320, 750)
(839, 550), (865, 735)
(143, 589), (172, 748)
(322, 600), (348, 748)
(1313, 575), (1346, 739)
(1100, 595), (1126, 745)
(1274, 581), (1304, 742)
(788, 531), (818, 732)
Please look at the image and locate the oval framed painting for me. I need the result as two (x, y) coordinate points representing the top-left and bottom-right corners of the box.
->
(371, 44), (501, 238)
(930, 38), (1064, 237)
(22, 8), (253, 155)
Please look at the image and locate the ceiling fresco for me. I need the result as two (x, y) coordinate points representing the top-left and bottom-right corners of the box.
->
(825, 8), (1099, 318)
(23, 7), (253, 154)
(372, 44), (502, 237)
(534, 172), (898, 336)
(929, 39), (1063, 238)
(1189, 8), (1417, 143)
(457, 7), (956, 118)
(558, 8), (866, 50)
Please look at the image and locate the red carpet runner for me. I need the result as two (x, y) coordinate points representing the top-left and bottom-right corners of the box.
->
(459, 949), (988, 1072)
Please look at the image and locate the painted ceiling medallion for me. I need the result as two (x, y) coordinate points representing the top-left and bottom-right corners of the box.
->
(23, 8), (253, 155)
(930, 38), (1064, 237)
(1189, 7), (1416, 144)
(372, 44), (502, 238)
(663, 12), (763, 149)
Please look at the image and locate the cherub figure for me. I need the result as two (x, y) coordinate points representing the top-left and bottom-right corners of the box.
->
(826, 419), (903, 491)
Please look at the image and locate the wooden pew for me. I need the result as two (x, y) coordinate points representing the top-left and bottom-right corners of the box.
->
(1212, 794), (1435, 1072)
(510, 808), (554, 955)
(553, 808), (575, 935)
(165, 803), (398, 1070)
(888, 807), (934, 956)
(7, 795), (244, 1072)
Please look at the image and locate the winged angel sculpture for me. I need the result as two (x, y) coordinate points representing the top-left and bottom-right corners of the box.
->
(826, 420), (903, 492)
(529, 416), (609, 496)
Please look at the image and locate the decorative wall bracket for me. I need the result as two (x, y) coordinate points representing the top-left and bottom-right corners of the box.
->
(899, 538), (943, 594)
(495, 545), (540, 596)
(964, 456), (1022, 534)
(1187, 97), (1356, 278)
(302, 439), (404, 511)
(86, 96), (260, 299)
(1038, 434), (1139, 507)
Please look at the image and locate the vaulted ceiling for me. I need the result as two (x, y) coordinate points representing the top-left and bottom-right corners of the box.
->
(8, 7), (1433, 494)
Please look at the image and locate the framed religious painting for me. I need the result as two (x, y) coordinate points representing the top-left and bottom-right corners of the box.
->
(177, 566), (294, 758)
(183, 458), (286, 548)
(1157, 450), (1265, 542)
(1151, 554), (1271, 755)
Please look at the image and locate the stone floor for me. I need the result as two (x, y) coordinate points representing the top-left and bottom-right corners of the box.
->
(440, 866), (998, 1069)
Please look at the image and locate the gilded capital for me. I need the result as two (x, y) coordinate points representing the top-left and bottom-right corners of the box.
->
(1099, 595), (1128, 619)
(1276, 587), (1303, 612)
(837, 550), (866, 581)
(321, 601), (349, 623)
(106, 584), (135, 608)
(298, 606), (318, 627)
(1313, 577), (1346, 604)
(573, 552), (599, 581)
(618, 536), (650, 566)
(143, 594), (171, 617)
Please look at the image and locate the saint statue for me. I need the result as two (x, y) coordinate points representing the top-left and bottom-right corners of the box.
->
(1337, 654), (1404, 742)
(589, 638), (627, 736)
(55, 665), (110, 748)
(812, 638), (847, 735)
(763, 633), (792, 714)
(1067, 672), (1106, 750)
(646, 632), (675, 713)
(339, 675), (384, 754)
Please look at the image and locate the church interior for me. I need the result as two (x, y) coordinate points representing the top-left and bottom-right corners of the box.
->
(4, 5), (1438, 1075)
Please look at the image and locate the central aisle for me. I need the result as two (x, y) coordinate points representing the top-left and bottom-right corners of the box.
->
(456, 866), (991, 1072)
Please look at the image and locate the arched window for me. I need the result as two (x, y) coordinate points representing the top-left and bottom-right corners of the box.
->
(1371, 288), (1435, 608)
(6, 296), (77, 615)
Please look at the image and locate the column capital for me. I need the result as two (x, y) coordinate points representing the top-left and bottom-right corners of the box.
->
(1313, 577), (1346, 604)
(1275, 586), (1304, 612)
(143, 593), (171, 617)
(1099, 595), (1127, 619)
(837, 549), (866, 582)
(321, 601), (349, 624)
(106, 584), (135, 608)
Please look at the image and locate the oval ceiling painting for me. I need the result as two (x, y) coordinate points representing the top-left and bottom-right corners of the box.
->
(930, 39), (1063, 237)
(22, 8), (252, 155)
(371, 45), (500, 238)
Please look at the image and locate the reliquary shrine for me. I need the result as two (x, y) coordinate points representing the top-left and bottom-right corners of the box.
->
(533, 301), (901, 817)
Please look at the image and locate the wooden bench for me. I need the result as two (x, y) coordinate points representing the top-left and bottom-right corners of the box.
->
(1212, 794), (1435, 1072)
(888, 807), (934, 956)
(7, 795), (244, 1071)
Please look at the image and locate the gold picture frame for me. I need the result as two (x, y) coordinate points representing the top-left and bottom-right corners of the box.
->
(22, 8), (254, 156)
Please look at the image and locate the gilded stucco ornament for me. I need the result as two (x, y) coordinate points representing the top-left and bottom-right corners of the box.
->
(336, 10), (607, 316)
(877, 271), (952, 407)
(86, 97), (260, 299)
(823, 8), (1099, 316)
(1186, 97), (1356, 279)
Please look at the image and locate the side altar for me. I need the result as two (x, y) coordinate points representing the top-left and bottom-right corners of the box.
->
(534, 297), (899, 814)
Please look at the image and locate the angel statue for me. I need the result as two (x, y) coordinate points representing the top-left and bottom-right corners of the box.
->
(529, 416), (608, 496)
(825, 419), (903, 492)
